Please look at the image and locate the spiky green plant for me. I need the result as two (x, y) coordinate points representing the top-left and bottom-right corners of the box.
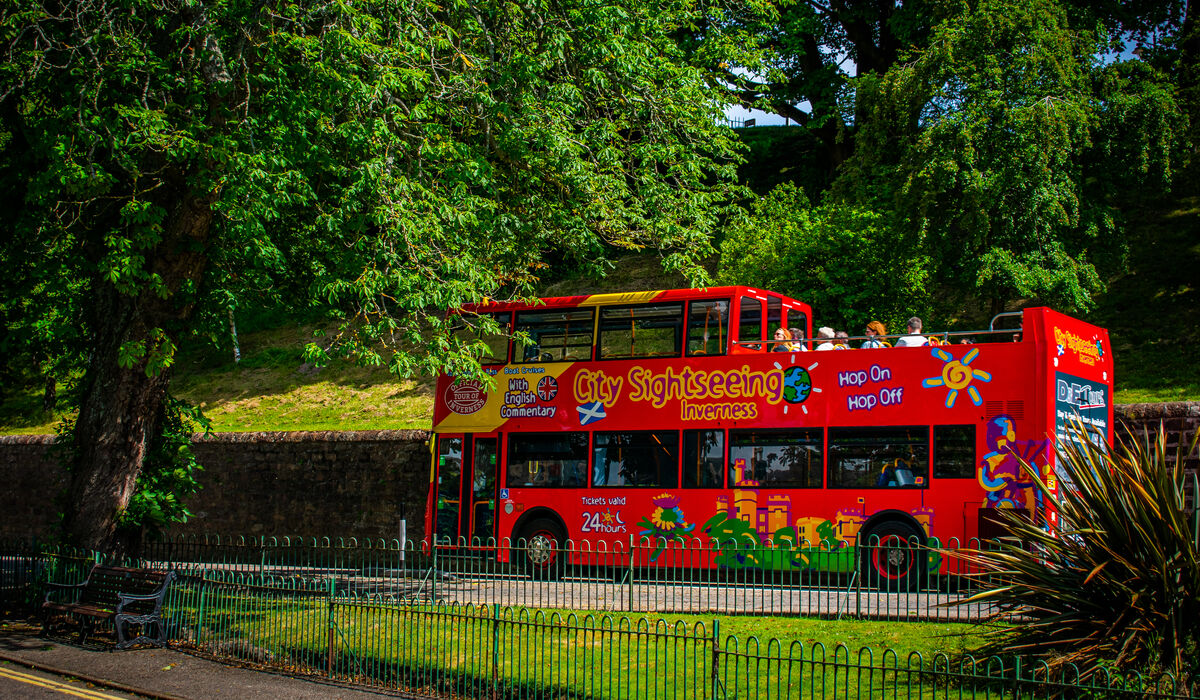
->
(954, 421), (1199, 687)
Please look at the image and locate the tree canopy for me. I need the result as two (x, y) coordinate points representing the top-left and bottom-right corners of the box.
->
(0, 0), (740, 550)
(719, 0), (1190, 328)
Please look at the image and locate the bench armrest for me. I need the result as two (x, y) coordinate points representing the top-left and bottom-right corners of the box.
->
(43, 581), (86, 604)
(116, 590), (168, 614)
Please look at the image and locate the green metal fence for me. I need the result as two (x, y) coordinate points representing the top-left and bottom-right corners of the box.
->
(5, 538), (1197, 698)
(162, 574), (1192, 699)
(126, 534), (1003, 622)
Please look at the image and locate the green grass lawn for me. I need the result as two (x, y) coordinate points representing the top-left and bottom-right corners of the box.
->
(169, 580), (991, 699)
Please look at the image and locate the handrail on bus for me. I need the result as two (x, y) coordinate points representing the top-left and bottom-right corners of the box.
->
(745, 325), (1023, 350)
(989, 310), (1024, 332)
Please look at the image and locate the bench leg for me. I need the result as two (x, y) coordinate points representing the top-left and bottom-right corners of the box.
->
(77, 618), (92, 645)
(115, 617), (128, 649)
(115, 614), (167, 650)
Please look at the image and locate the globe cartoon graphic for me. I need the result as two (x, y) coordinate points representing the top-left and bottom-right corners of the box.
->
(782, 366), (812, 404)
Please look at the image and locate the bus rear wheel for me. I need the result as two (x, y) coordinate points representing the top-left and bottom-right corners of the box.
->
(859, 521), (922, 591)
(518, 518), (567, 580)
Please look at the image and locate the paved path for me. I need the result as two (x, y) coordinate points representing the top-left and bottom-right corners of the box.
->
(0, 621), (404, 700)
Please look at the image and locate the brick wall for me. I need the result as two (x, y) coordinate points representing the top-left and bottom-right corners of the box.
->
(0, 403), (1195, 542)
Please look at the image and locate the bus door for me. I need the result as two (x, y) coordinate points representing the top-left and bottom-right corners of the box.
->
(470, 436), (499, 544)
(434, 435), (465, 544)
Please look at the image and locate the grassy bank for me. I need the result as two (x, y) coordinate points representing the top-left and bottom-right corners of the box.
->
(1, 196), (1196, 436)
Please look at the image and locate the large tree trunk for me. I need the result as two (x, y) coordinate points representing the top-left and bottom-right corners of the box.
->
(61, 190), (215, 555)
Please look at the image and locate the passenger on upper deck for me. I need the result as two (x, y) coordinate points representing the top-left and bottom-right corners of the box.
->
(861, 321), (888, 349)
(815, 327), (837, 351)
(834, 331), (849, 349)
(772, 327), (792, 352)
(789, 328), (808, 351)
(894, 317), (928, 347)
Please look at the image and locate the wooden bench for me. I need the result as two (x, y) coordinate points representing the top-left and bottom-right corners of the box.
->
(42, 564), (176, 649)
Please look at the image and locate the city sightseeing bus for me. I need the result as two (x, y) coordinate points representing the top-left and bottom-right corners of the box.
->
(424, 286), (1113, 588)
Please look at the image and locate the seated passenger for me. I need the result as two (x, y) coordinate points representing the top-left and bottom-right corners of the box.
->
(815, 327), (837, 351)
(771, 326), (792, 352)
(789, 327), (808, 351)
(834, 330), (849, 349)
(861, 321), (888, 349)
(894, 317), (928, 347)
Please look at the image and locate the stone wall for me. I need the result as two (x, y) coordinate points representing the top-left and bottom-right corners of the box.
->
(1114, 402), (1200, 470)
(0, 430), (432, 543)
(0, 403), (1195, 542)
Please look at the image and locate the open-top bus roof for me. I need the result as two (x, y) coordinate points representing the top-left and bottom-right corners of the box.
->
(457, 286), (812, 315)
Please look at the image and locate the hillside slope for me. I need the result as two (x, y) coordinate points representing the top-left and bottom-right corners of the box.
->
(1, 198), (1195, 435)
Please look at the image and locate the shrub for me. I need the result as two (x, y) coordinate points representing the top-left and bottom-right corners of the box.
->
(955, 422), (1199, 688)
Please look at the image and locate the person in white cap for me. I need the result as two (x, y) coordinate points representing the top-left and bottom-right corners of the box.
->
(815, 326), (837, 351)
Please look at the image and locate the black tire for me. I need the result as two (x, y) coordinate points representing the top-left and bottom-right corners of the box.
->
(859, 520), (923, 591)
(517, 517), (567, 580)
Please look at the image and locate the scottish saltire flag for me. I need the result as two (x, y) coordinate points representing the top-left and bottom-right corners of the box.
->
(577, 401), (607, 425)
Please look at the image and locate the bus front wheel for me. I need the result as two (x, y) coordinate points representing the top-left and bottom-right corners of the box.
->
(518, 518), (567, 580)
(859, 521), (922, 591)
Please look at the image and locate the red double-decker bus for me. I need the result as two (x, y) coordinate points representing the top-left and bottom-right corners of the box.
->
(425, 286), (1113, 588)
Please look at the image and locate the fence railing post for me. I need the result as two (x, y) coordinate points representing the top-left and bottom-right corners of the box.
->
(431, 538), (438, 603)
(491, 603), (501, 700)
(196, 583), (207, 647)
(326, 575), (336, 679)
(626, 535), (635, 613)
(710, 619), (720, 700)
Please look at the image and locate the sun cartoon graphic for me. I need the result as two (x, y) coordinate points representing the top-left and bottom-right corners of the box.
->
(922, 347), (992, 408)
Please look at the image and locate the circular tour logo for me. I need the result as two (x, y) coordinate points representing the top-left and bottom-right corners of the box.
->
(446, 380), (487, 415)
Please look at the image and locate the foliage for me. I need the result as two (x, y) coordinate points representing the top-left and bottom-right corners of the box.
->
(953, 423), (1200, 686)
(119, 397), (209, 538)
(0, 0), (740, 549)
(838, 0), (1186, 316)
(718, 183), (929, 333)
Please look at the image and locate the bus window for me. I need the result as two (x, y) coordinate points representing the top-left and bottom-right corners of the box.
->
(506, 433), (588, 487)
(729, 429), (823, 488)
(738, 296), (763, 350)
(514, 308), (594, 363)
(686, 299), (729, 356)
(593, 431), (679, 488)
(933, 425), (976, 478)
(767, 296), (783, 339)
(786, 310), (809, 345)
(682, 429), (724, 487)
(453, 312), (510, 365)
(828, 427), (929, 489)
(597, 303), (683, 360)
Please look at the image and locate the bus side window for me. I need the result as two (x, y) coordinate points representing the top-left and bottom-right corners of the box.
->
(597, 303), (684, 360)
(738, 296), (763, 351)
(514, 308), (594, 363)
(452, 311), (510, 365)
(506, 433), (588, 487)
(828, 427), (929, 489)
(786, 310), (809, 348)
(933, 425), (976, 478)
(682, 429), (724, 487)
(729, 429), (823, 488)
(592, 431), (679, 488)
(766, 296), (783, 345)
(686, 300), (729, 357)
